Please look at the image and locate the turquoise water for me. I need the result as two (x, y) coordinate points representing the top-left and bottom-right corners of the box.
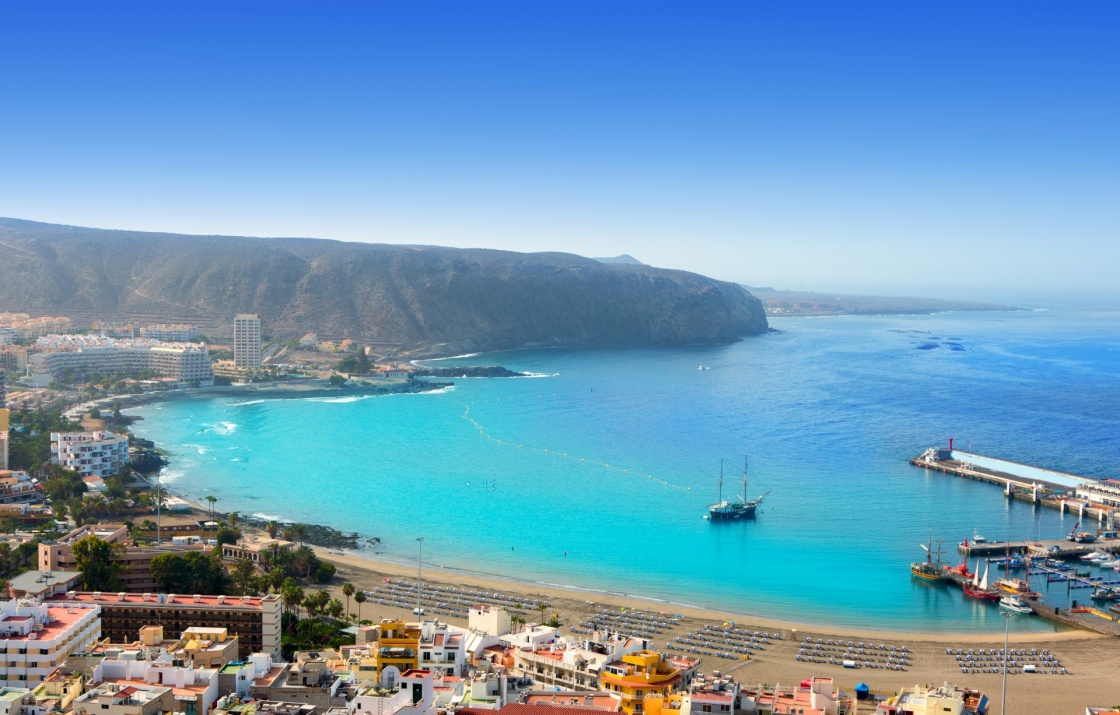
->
(127, 309), (1120, 633)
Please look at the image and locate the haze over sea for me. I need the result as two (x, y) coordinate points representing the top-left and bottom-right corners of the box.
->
(128, 309), (1120, 633)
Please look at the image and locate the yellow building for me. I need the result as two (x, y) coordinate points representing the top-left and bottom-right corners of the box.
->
(373, 619), (421, 679)
(600, 651), (682, 715)
(643, 691), (686, 715)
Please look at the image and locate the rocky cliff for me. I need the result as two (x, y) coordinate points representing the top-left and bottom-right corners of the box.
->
(0, 218), (767, 355)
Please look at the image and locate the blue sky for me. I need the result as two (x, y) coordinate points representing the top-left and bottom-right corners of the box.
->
(1, 1), (1117, 302)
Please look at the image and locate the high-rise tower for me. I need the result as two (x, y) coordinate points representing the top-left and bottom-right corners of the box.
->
(233, 314), (262, 370)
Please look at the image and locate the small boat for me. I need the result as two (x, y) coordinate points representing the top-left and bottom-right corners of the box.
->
(697, 364), (710, 371)
(912, 533), (945, 582)
(972, 532), (987, 544)
(1098, 559), (1120, 568)
(997, 555), (1026, 570)
(1081, 551), (1108, 561)
(1091, 587), (1120, 602)
(1000, 595), (1033, 614)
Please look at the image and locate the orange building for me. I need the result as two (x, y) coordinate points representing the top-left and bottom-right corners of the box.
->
(599, 651), (681, 715)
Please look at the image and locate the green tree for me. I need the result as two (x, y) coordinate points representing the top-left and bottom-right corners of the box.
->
(150, 552), (229, 594)
(353, 590), (366, 623)
(112, 400), (123, 419)
(328, 374), (347, 387)
(71, 535), (125, 591)
(281, 579), (304, 626)
(204, 495), (218, 519)
(230, 558), (259, 596)
(215, 525), (242, 547)
(265, 520), (279, 538)
(1, 517), (18, 535)
(227, 512), (240, 527)
(328, 598), (344, 619)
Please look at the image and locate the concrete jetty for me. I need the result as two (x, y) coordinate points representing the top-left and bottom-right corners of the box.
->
(909, 443), (1118, 526)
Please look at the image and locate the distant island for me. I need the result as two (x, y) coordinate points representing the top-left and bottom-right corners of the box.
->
(744, 285), (1021, 317)
(0, 217), (767, 357)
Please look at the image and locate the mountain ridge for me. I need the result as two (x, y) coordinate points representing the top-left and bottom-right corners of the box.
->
(0, 218), (767, 356)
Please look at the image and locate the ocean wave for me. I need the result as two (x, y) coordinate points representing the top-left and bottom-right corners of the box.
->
(252, 512), (288, 522)
(412, 353), (479, 365)
(311, 395), (376, 404)
(514, 372), (559, 378)
(232, 399), (268, 406)
(159, 469), (184, 483)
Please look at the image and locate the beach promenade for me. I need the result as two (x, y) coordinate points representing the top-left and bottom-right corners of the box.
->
(313, 546), (1120, 715)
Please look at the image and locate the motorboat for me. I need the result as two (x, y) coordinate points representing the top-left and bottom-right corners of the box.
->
(999, 595), (1032, 614)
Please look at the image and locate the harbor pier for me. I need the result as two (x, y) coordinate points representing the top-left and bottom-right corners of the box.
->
(909, 443), (1117, 526)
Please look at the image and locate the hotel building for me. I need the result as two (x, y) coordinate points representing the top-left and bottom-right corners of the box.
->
(0, 598), (101, 687)
(52, 592), (281, 658)
(233, 315), (261, 370)
(50, 431), (129, 479)
(30, 336), (213, 387)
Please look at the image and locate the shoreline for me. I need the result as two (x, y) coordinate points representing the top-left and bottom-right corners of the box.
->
(311, 545), (1098, 644)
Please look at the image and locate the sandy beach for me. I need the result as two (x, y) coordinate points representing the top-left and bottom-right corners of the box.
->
(312, 546), (1120, 715)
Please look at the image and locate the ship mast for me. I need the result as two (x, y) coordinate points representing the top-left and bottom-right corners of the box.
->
(718, 460), (723, 503)
(741, 454), (748, 504)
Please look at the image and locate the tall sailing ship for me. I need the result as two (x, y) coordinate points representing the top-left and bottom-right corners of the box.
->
(708, 455), (767, 520)
(963, 559), (1001, 600)
(911, 533), (945, 581)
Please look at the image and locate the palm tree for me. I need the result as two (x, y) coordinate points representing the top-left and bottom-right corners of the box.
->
(281, 581), (304, 627)
(342, 583), (355, 620)
(537, 601), (547, 623)
(354, 590), (366, 624)
(204, 495), (218, 519)
(228, 512), (240, 527)
(266, 521), (279, 538)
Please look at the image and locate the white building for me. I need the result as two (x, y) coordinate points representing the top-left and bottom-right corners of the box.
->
(1076, 480), (1120, 509)
(140, 324), (199, 342)
(29, 335), (213, 386)
(511, 629), (644, 692)
(418, 621), (466, 677)
(354, 669), (436, 715)
(0, 598), (101, 687)
(51, 430), (129, 478)
(76, 654), (220, 715)
(233, 314), (262, 370)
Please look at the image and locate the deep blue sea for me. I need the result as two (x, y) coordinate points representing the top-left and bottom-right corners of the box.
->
(127, 309), (1120, 633)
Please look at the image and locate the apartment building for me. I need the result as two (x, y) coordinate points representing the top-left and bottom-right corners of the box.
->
(139, 325), (199, 342)
(0, 412), (9, 472)
(50, 432), (128, 479)
(0, 598), (101, 687)
(600, 652), (682, 715)
(30, 336), (213, 387)
(66, 651), (220, 715)
(0, 471), (36, 504)
(52, 592), (281, 658)
(0, 316), (72, 341)
(512, 630), (644, 692)
(233, 315), (261, 371)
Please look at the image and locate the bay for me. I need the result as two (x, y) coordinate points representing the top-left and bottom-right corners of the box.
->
(127, 309), (1120, 633)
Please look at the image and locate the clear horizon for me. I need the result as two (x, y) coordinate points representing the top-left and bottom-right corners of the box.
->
(1, 1), (1117, 305)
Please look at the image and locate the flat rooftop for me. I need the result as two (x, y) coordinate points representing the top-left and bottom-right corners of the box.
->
(952, 450), (1093, 490)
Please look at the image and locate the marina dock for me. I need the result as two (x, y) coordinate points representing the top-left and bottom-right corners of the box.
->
(957, 537), (1120, 558)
